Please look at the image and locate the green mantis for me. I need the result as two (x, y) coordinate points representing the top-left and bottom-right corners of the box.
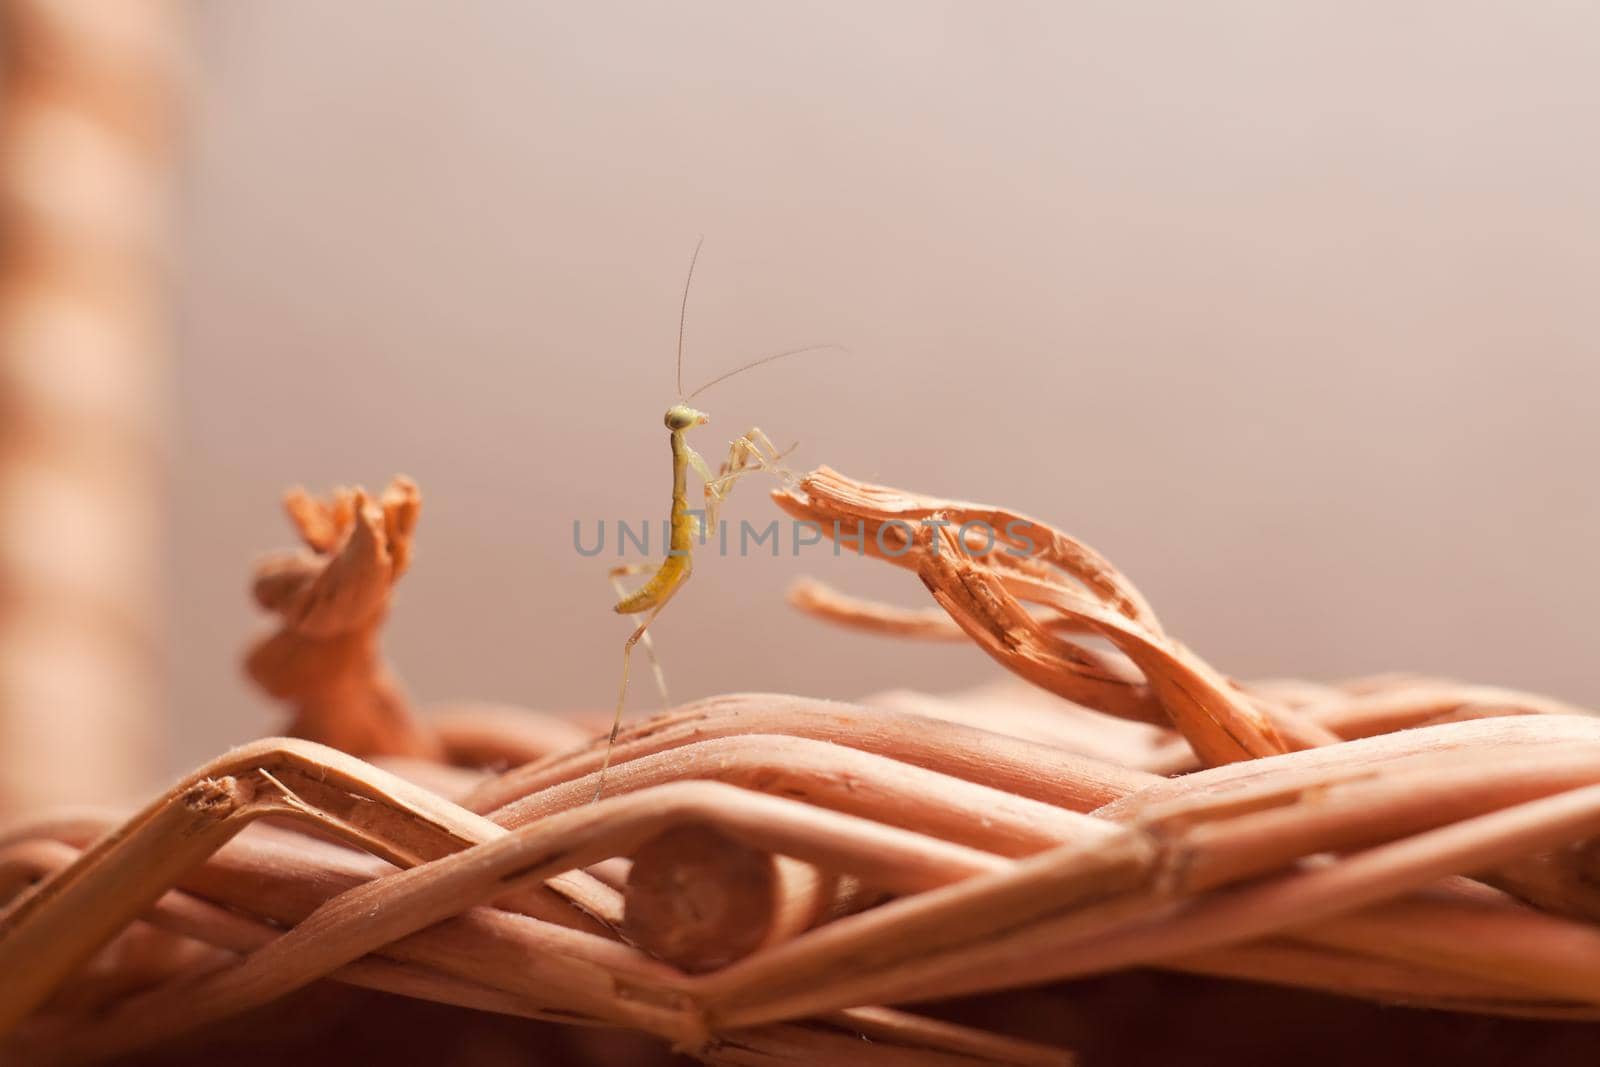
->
(594, 241), (832, 801)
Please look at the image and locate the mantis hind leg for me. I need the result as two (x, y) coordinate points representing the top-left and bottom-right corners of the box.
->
(608, 563), (670, 710)
(594, 577), (684, 803)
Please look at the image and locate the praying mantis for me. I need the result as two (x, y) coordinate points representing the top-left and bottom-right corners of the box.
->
(594, 241), (835, 801)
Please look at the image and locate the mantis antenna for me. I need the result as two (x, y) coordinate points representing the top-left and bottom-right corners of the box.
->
(674, 238), (843, 400)
(675, 236), (704, 399)
(687, 343), (845, 400)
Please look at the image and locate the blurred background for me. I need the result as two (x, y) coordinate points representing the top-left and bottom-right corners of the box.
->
(4, 1), (1599, 802)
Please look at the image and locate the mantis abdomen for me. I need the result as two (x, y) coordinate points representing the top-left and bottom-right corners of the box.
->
(613, 429), (697, 615)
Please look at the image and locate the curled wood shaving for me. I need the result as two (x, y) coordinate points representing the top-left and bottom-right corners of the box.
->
(243, 477), (438, 759)
(773, 467), (1288, 765)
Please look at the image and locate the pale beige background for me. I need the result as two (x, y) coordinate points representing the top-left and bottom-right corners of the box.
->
(171, 1), (1600, 772)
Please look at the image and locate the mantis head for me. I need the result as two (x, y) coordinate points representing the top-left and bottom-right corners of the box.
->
(665, 403), (708, 432)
